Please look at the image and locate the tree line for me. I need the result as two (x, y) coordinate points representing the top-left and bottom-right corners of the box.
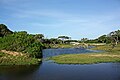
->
(0, 24), (119, 58)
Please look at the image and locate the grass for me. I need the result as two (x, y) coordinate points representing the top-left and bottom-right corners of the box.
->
(49, 44), (120, 64)
(92, 44), (120, 51)
(0, 52), (41, 65)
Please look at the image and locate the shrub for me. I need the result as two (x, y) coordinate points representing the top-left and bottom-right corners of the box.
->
(0, 31), (44, 58)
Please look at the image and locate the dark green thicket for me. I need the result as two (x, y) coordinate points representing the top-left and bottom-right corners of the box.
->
(0, 24), (44, 58)
(0, 24), (13, 37)
(0, 31), (44, 58)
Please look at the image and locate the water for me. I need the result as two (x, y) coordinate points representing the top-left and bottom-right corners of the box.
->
(43, 48), (102, 58)
(0, 48), (120, 80)
(0, 62), (120, 80)
(32, 62), (120, 80)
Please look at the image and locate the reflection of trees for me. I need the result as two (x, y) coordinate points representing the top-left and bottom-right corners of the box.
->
(0, 62), (42, 80)
(112, 63), (120, 70)
(111, 63), (120, 80)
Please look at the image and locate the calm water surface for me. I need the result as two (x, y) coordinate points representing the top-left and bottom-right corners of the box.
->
(43, 48), (101, 58)
(0, 48), (120, 80)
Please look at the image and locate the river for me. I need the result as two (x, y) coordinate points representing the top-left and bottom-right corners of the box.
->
(0, 48), (120, 80)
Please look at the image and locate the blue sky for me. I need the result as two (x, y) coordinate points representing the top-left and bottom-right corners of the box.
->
(0, 0), (120, 39)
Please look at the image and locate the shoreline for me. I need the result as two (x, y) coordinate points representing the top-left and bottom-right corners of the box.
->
(49, 44), (120, 64)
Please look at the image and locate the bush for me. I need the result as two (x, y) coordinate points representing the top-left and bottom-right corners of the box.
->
(0, 24), (13, 37)
(0, 31), (44, 58)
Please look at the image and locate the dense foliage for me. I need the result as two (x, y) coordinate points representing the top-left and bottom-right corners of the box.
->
(0, 24), (119, 59)
(0, 31), (44, 58)
(80, 30), (120, 44)
(0, 24), (13, 37)
(108, 30), (120, 44)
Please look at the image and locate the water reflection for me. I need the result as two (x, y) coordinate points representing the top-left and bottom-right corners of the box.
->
(111, 63), (120, 80)
(0, 61), (120, 80)
(0, 48), (120, 80)
(0, 64), (41, 80)
(43, 48), (102, 58)
(33, 62), (120, 80)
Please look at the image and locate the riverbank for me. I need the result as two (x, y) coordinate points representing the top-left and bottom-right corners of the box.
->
(50, 44), (80, 48)
(49, 44), (120, 64)
(50, 43), (106, 49)
(0, 50), (41, 65)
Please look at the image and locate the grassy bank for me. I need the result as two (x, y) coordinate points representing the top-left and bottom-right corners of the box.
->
(50, 43), (106, 49)
(0, 51), (41, 65)
(49, 44), (120, 64)
(0, 30), (43, 65)
(92, 44), (120, 51)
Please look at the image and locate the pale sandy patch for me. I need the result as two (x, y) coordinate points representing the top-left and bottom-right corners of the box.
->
(90, 54), (120, 57)
(0, 50), (23, 56)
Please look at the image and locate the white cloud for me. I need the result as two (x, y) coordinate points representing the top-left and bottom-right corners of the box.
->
(11, 8), (119, 34)
(1, 0), (120, 39)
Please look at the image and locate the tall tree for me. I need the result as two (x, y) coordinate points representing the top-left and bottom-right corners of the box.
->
(58, 36), (70, 43)
(108, 30), (120, 45)
(108, 30), (120, 49)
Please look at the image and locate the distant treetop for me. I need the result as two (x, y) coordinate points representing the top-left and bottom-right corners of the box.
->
(58, 36), (71, 39)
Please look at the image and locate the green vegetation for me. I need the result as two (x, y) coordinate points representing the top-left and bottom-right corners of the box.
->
(0, 31), (44, 58)
(0, 24), (44, 65)
(50, 44), (79, 48)
(0, 24), (120, 65)
(0, 52), (41, 65)
(50, 43), (89, 48)
(0, 24), (13, 37)
(49, 44), (120, 64)
(43, 30), (120, 49)
(92, 44), (120, 52)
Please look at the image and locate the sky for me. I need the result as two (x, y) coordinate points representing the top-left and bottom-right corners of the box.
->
(0, 0), (120, 39)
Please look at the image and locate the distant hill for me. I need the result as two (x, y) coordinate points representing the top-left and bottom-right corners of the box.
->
(0, 24), (13, 37)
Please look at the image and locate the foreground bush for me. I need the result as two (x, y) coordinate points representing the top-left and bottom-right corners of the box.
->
(0, 52), (41, 65)
(0, 31), (44, 58)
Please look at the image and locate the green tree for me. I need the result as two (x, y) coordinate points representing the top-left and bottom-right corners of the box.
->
(0, 24), (13, 37)
(58, 36), (71, 44)
(49, 38), (62, 44)
(98, 35), (107, 43)
(108, 30), (120, 49)
(34, 34), (44, 39)
(81, 38), (88, 43)
(108, 30), (120, 45)
(0, 31), (44, 58)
